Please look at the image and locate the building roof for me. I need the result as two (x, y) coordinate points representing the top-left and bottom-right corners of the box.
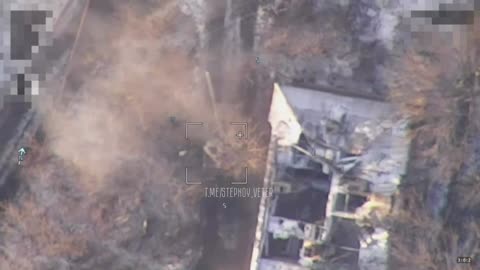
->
(250, 84), (411, 270)
(269, 84), (410, 195)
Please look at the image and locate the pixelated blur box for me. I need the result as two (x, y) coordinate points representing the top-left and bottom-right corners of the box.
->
(1, 4), (54, 108)
(10, 9), (50, 60)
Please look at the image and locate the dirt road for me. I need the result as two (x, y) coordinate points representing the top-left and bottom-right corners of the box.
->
(0, 0), (84, 194)
(192, 1), (277, 269)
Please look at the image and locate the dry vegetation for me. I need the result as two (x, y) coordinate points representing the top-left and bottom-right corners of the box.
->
(389, 190), (480, 270)
(388, 47), (466, 180)
(0, 0), (269, 268)
(0, 196), (87, 258)
(204, 121), (267, 179)
(260, 1), (348, 58)
(0, 2), (214, 269)
(263, 27), (337, 57)
(386, 22), (480, 270)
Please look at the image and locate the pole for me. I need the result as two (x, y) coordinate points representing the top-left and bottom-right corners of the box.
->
(205, 71), (223, 134)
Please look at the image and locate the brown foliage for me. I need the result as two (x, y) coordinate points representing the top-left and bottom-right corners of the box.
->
(454, 174), (480, 208)
(389, 189), (480, 270)
(391, 227), (478, 270)
(388, 47), (469, 183)
(119, 1), (181, 39)
(388, 49), (445, 120)
(0, 197), (87, 259)
(263, 27), (336, 57)
(205, 122), (267, 179)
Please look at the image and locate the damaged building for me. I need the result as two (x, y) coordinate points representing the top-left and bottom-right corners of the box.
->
(249, 84), (411, 270)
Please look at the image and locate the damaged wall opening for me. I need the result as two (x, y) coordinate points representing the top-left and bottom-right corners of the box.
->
(273, 190), (328, 223)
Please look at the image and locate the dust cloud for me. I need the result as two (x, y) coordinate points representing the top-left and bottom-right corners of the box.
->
(39, 3), (213, 190)
(4, 2), (215, 269)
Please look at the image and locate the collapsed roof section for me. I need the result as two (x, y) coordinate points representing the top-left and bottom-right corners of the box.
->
(250, 84), (411, 270)
(269, 84), (409, 195)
